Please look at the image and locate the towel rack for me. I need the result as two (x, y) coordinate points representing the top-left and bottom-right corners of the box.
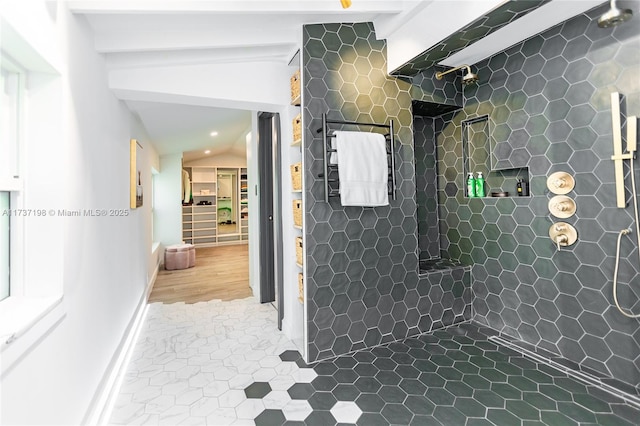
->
(316, 113), (396, 203)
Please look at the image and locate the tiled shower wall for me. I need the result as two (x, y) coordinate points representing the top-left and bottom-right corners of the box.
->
(302, 23), (471, 363)
(430, 2), (640, 389)
(414, 116), (442, 260)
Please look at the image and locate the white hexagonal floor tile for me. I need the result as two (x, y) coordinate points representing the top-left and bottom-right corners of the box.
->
(203, 380), (229, 397)
(282, 400), (313, 421)
(235, 398), (265, 420)
(262, 390), (292, 410)
(330, 401), (363, 423)
(145, 394), (175, 415)
(189, 397), (220, 417)
(218, 389), (247, 408)
(205, 407), (238, 425)
(291, 367), (318, 383)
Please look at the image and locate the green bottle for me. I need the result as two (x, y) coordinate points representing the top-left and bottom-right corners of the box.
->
(475, 172), (485, 197)
(467, 173), (476, 198)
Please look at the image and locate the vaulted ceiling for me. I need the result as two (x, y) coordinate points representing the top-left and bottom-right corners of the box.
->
(70, 0), (425, 158)
(68, 0), (605, 158)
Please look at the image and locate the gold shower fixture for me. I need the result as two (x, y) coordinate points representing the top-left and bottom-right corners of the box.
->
(435, 64), (479, 86)
(341, 0), (352, 8)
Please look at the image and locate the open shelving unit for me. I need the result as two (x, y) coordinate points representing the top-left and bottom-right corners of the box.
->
(182, 166), (249, 247)
(240, 167), (248, 241)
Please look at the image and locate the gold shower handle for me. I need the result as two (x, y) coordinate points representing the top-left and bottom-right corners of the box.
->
(549, 222), (578, 250)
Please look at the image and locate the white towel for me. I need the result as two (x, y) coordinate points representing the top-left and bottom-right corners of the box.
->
(334, 131), (389, 207)
(182, 169), (191, 203)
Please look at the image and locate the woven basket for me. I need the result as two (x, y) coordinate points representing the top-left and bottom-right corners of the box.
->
(290, 70), (301, 105)
(295, 236), (303, 266)
(292, 114), (302, 143)
(293, 200), (302, 227)
(290, 162), (302, 191)
(297, 273), (304, 303)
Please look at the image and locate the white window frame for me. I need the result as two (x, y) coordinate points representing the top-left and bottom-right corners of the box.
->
(0, 46), (64, 370)
(0, 56), (26, 302)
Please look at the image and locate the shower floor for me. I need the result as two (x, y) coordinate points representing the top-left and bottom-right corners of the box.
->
(283, 322), (639, 426)
(110, 298), (639, 425)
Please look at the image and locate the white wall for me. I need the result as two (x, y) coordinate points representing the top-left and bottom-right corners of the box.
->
(185, 151), (247, 168)
(108, 61), (291, 112)
(280, 102), (305, 354)
(0, 3), (159, 424)
(247, 121), (260, 299)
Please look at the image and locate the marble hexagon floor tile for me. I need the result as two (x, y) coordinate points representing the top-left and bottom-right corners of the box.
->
(110, 297), (298, 425)
(110, 297), (640, 426)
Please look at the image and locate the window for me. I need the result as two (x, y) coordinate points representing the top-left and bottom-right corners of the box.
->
(0, 192), (8, 301)
(0, 12), (65, 370)
(1, 59), (23, 303)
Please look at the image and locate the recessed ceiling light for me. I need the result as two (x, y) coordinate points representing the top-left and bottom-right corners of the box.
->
(204, 150), (211, 154)
(210, 131), (218, 137)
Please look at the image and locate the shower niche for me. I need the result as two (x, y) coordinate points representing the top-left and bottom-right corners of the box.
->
(462, 115), (530, 198)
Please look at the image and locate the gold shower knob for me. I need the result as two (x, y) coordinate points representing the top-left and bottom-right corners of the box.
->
(549, 195), (577, 218)
(547, 171), (575, 194)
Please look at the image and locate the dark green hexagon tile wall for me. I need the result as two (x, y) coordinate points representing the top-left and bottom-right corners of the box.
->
(302, 23), (471, 363)
(429, 1), (640, 391)
(300, 0), (639, 393)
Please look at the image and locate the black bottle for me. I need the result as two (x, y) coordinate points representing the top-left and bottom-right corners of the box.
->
(517, 179), (529, 196)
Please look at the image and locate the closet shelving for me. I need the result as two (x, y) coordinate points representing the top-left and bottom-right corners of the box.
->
(182, 167), (217, 246)
(182, 166), (248, 247)
(240, 167), (248, 241)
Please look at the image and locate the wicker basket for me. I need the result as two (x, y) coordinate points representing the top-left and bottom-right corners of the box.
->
(290, 162), (302, 191)
(297, 273), (304, 304)
(292, 114), (302, 143)
(295, 236), (303, 266)
(293, 200), (302, 227)
(290, 70), (301, 105)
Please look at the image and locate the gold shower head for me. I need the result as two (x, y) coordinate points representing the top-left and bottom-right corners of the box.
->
(435, 64), (479, 86)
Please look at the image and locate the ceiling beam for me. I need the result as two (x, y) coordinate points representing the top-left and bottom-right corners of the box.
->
(68, 1), (408, 15)
(94, 29), (295, 53)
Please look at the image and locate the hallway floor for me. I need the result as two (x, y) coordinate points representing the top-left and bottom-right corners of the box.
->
(149, 245), (251, 304)
(110, 297), (640, 425)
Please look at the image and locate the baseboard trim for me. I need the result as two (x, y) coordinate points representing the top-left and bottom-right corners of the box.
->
(83, 264), (158, 425)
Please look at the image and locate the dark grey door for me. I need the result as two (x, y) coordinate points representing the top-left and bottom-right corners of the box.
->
(257, 112), (283, 330)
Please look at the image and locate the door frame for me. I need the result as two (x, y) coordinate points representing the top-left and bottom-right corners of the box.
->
(257, 112), (284, 329)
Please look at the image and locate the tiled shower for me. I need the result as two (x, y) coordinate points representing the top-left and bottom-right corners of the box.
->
(302, 0), (639, 400)
(108, 2), (640, 425)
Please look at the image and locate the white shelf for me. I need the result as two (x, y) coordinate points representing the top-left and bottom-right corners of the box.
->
(192, 235), (218, 240)
(293, 225), (302, 230)
(292, 139), (302, 147)
(183, 165), (249, 247)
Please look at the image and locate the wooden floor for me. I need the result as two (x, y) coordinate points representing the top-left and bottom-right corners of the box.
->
(149, 244), (252, 304)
